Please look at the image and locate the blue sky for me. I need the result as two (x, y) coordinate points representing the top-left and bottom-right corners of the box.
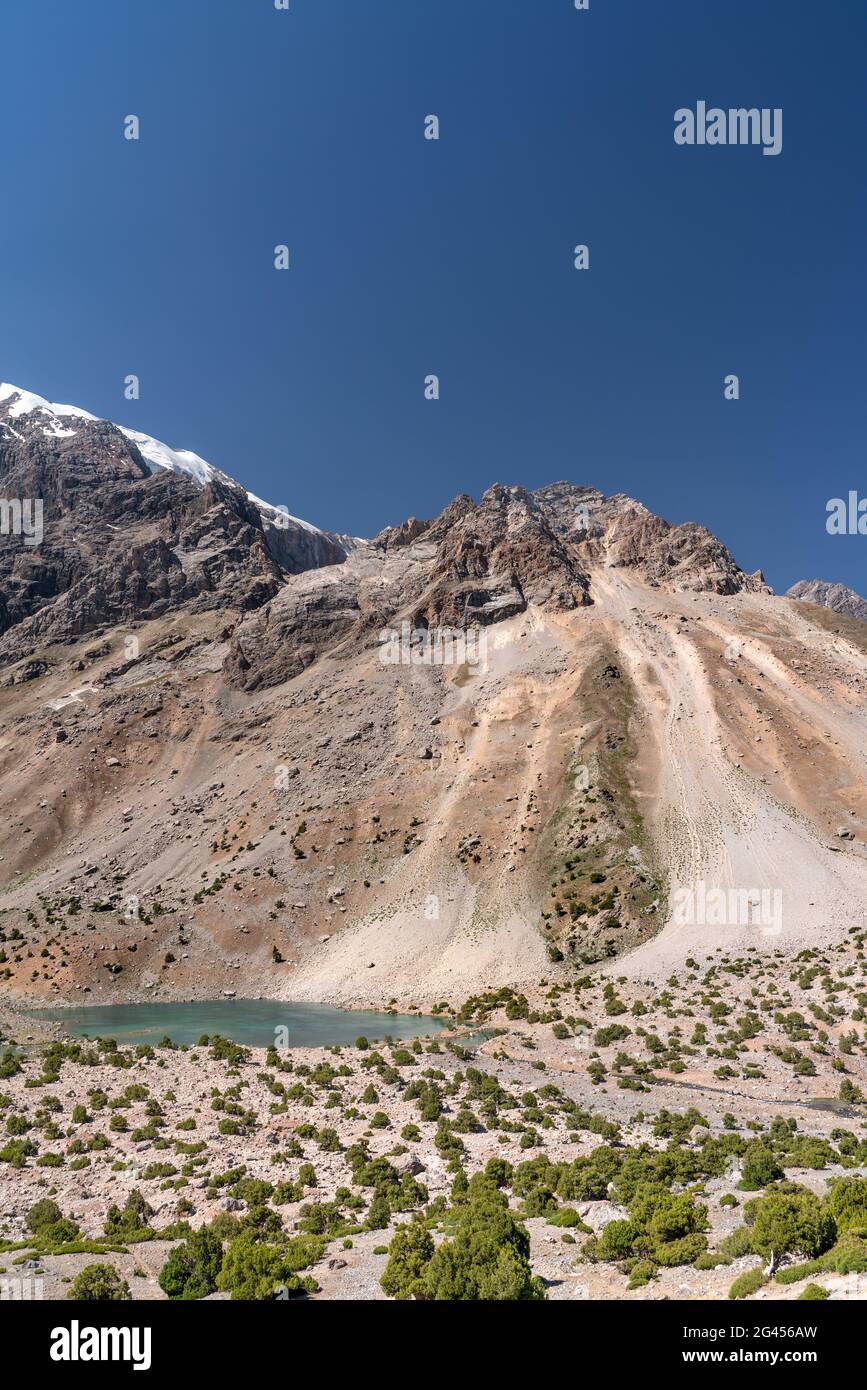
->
(1, 0), (864, 593)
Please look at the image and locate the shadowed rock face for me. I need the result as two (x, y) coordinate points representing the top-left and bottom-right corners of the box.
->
(787, 579), (867, 623)
(418, 484), (592, 625)
(258, 515), (348, 575)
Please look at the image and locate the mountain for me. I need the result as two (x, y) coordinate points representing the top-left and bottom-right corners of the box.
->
(0, 382), (351, 658)
(226, 481), (770, 690)
(787, 578), (867, 623)
(0, 391), (865, 1012)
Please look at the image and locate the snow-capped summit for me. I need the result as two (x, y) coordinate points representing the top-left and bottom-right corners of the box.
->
(0, 378), (361, 657)
(0, 381), (98, 438)
(0, 380), (339, 543)
(0, 381), (97, 421)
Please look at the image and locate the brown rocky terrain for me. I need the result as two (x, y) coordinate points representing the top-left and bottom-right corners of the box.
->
(0, 387), (866, 1014)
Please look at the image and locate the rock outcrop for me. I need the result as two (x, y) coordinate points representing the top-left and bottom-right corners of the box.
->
(787, 578), (867, 623)
(225, 482), (770, 690)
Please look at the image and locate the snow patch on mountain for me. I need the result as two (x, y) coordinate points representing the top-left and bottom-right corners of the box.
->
(0, 382), (97, 423)
(118, 426), (219, 489)
(247, 492), (320, 535)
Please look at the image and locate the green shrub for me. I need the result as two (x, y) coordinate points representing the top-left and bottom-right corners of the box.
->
(597, 1220), (640, 1261)
(775, 1259), (821, 1285)
(547, 1208), (586, 1230)
(594, 1025), (631, 1048)
(158, 1227), (223, 1300)
(68, 1265), (131, 1301)
(827, 1176), (867, 1234)
(728, 1267), (767, 1300)
(694, 1251), (730, 1270)
(27, 1199), (63, 1234)
(0, 1139), (37, 1168)
(750, 1190), (836, 1265)
(424, 1191), (545, 1301)
(627, 1259), (657, 1289)
(104, 1189), (153, 1239)
(719, 1225), (753, 1259)
(825, 1233), (867, 1274)
(798, 1282), (829, 1300)
(380, 1221), (435, 1299)
(39, 1218), (80, 1246)
(739, 1143), (784, 1190)
(215, 1233), (322, 1300)
(654, 1232), (708, 1266)
(381, 1180), (544, 1301)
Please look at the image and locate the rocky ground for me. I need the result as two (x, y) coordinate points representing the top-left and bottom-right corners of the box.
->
(1, 940), (865, 1301)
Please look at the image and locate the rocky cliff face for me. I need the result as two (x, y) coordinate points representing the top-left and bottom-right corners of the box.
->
(225, 481), (770, 691)
(787, 578), (867, 623)
(531, 482), (770, 595)
(0, 385), (348, 663)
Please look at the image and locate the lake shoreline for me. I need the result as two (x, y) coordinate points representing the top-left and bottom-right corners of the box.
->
(23, 997), (453, 1050)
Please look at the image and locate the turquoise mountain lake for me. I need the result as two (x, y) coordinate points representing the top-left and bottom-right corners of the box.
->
(31, 999), (449, 1049)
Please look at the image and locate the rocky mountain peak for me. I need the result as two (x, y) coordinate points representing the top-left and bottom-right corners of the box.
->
(0, 382), (351, 663)
(787, 578), (867, 622)
(0, 384), (776, 690)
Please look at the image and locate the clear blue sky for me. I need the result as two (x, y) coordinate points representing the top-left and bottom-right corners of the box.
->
(1, 0), (864, 593)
